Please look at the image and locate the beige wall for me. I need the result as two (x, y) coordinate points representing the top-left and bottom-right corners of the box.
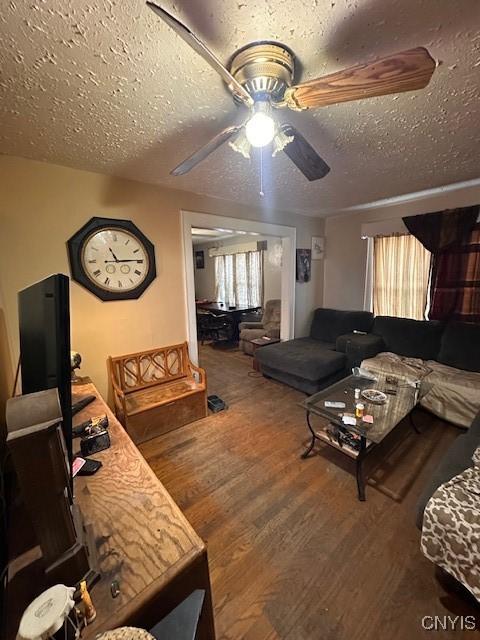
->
(193, 235), (282, 303)
(323, 184), (480, 311)
(0, 155), (324, 398)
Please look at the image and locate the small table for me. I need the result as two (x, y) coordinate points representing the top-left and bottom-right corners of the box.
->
(250, 337), (280, 371)
(299, 373), (430, 501)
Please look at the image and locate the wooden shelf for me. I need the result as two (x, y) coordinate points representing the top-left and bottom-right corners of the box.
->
(314, 426), (372, 460)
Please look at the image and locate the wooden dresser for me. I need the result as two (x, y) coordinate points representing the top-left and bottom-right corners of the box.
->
(7, 382), (215, 639)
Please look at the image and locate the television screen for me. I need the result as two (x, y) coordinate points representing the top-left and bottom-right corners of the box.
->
(18, 274), (72, 468)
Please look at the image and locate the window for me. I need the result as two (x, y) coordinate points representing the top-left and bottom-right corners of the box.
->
(214, 251), (263, 308)
(373, 234), (431, 320)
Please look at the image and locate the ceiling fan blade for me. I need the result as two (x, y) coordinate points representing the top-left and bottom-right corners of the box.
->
(280, 124), (330, 181)
(171, 124), (243, 176)
(146, 2), (253, 107)
(284, 47), (436, 110)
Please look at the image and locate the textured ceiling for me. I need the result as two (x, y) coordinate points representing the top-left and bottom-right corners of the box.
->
(1, 0), (480, 215)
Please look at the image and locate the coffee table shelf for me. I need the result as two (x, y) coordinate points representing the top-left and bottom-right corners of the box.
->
(313, 425), (372, 460)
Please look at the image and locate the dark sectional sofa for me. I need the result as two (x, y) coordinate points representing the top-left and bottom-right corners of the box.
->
(255, 308), (373, 395)
(344, 314), (480, 371)
(256, 308), (480, 426)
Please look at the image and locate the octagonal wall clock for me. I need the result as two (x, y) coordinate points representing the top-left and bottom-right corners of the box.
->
(67, 217), (156, 301)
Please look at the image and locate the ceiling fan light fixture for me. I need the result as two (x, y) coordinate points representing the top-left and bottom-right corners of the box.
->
(228, 129), (252, 159)
(272, 128), (294, 157)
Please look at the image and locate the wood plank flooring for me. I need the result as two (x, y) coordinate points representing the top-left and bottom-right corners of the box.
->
(140, 345), (478, 639)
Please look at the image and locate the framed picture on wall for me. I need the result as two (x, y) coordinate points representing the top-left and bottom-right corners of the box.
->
(311, 236), (325, 260)
(296, 249), (311, 283)
(195, 250), (205, 269)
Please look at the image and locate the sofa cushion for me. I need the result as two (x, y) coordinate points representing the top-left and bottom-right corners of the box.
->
(437, 321), (480, 373)
(420, 360), (480, 428)
(336, 332), (385, 355)
(361, 352), (433, 383)
(255, 337), (346, 382)
(259, 364), (346, 396)
(372, 316), (444, 361)
(309, 308), (373, 343)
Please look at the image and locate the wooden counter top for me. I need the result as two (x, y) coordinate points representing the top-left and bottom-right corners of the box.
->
(7, 382), (215, 639)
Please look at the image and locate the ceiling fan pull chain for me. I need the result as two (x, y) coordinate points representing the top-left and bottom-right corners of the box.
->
(260, 147), (264, 197)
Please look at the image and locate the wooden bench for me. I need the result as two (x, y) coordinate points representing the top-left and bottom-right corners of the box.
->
(108, 342), (207, 444)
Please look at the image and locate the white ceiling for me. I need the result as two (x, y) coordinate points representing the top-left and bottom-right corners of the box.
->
(1, 0), (479, 215)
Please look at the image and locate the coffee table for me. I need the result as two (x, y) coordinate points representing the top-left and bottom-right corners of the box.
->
(299, 373), (431, 501)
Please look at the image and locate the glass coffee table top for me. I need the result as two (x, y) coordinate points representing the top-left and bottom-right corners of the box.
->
(299, 373), (430, 445)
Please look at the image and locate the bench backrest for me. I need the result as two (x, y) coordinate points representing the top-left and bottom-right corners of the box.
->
(109, 342), (190, 394)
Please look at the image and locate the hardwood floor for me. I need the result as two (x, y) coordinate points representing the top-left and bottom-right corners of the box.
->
(140, 345), (478, 639)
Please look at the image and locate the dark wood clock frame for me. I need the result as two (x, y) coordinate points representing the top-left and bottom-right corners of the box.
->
(67, 217), (156, 301)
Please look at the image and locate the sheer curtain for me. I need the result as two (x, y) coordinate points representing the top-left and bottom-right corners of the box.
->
(373, 234), (431, 320)
(214, 251), (263, 307)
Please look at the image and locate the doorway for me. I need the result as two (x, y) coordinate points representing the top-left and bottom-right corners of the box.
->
(181, 210), (296, 366)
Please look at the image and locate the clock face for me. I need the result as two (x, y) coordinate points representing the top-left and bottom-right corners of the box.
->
(68, 217), (156, 301)
(81, 228), (149, 292)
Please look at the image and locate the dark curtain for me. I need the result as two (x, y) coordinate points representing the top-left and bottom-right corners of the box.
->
(403, 206), (480, 322)
(429, 225), (480, 322)
(403, 207), (479, 252)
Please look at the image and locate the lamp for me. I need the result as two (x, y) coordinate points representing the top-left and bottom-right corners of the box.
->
(229, 102), (295, 161)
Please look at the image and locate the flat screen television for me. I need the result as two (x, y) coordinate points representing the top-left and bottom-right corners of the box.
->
(18, 274), (72, 468)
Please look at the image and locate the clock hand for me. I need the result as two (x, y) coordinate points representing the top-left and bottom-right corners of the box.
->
(104, 259), (142, 263)
(109, 247), (120, 262)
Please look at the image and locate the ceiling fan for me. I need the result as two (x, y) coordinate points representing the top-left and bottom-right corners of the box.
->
(146, 1), (436, 182)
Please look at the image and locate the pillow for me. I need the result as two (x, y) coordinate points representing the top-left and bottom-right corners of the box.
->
(310, 308), (373, 343)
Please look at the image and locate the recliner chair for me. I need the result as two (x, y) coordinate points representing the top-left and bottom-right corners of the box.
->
(238, 299), (281, 355)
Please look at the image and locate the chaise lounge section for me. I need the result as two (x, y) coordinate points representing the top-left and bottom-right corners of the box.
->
(255, 308), (373, 394)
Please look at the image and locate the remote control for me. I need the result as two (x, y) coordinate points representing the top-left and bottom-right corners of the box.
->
(71, 394), (96, 416)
